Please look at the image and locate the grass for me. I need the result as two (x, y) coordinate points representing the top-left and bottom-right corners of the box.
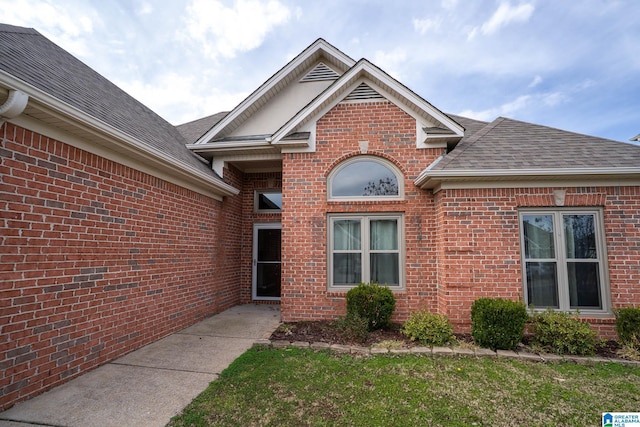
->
(168, 346), (640, 427)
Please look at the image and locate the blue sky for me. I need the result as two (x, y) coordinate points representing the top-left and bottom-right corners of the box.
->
(1, 0), (638, 142)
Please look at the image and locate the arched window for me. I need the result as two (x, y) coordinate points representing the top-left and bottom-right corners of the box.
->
(328, 156), (403, 200)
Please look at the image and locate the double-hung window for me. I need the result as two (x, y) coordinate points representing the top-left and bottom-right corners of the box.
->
(519, 209), (608, 312)
(329, 214), (403, 289)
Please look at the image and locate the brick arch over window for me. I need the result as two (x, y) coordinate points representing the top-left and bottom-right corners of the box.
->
(327, 154), (404, 201)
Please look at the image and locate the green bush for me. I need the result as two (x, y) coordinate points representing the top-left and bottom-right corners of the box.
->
(335, 312), (369, 343)
(615, 307), (640, 348)
(471, 298), (528, 350)
(530, 310), (598, 356)
(401, 311), (454, 346)
(346, 282), (396, 331)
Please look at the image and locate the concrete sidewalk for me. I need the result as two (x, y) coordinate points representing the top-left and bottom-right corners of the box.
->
(0, 304), (281, 427)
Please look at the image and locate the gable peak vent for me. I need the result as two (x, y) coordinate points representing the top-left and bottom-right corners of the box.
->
(300, 62), (340, 82)
(344, 82), (384, 101)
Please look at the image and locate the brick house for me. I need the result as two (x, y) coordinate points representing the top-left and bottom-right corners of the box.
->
(2, 25), (640, 408)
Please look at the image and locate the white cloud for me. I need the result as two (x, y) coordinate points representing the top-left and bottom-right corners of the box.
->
(373, 48), (407, 80)
(441, 0), (459, 9)
(459, 94), (532, 121)
(2, 0), (95, 56)
(541, 91), (564, 106)
(182, 0), (291, 60)
(413, 17), (441, 35)
(528, 75), (543, 88)
(458, 89), (570, 121)
(468, 2), (534, 40)
(137, 2), (153, 15)
(115, 71), (248, 124)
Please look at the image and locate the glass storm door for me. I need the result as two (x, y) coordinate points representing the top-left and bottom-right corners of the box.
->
(252, 224), (281, 300)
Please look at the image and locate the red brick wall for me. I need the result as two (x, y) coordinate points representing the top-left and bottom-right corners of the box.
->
(281, 100), (444, 322)
(279, 100), (640, 340)
(0, 123), (242, 410)
(436, 186), (640, 338)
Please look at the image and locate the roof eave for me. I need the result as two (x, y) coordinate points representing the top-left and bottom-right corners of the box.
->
(0, 71), (238, 199)
(416, 167), (640, 190)
(272, 60), (465, 143)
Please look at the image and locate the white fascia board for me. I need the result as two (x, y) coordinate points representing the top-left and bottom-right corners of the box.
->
(361, 63), (464, 137)
(272, 138), (309, 147)
(272, 60), (464, 144)
(187, 140), (272, 151)
(415, 166), (640, 190)
(0, 72), (238, 199)
(195, 39), (356, 145)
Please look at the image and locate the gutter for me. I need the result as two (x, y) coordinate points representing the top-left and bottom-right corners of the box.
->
(0, 88), (29, 127)
(415, 166), (640, 190)
(0, 71), (238, 199)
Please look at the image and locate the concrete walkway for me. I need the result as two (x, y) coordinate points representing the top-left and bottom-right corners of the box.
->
(0, 304), (281, 427)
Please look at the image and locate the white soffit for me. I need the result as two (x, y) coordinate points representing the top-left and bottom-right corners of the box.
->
(194, 39), (355, 145)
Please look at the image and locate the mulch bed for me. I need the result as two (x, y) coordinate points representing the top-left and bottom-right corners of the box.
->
(269, 320), (626, 359)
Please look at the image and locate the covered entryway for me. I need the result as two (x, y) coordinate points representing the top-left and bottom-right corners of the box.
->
(252, 223), (281, 300)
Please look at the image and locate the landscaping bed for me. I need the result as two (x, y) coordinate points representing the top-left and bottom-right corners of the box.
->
(270, 320), (627, 360)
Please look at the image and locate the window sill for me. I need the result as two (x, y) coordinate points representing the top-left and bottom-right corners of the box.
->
(529, 309), (615, 320)
(327, 288), (406, 297)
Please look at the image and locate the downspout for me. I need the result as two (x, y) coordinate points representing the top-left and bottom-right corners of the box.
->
(0, 89), (29, 128)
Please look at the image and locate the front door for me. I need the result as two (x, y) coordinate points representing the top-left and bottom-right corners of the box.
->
(252, 223), (281, 301)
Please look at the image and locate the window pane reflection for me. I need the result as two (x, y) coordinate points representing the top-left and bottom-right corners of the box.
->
(332, 161), (398, 197)
(523, 215), (555, 259)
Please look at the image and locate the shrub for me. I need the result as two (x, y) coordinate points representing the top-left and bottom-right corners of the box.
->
(615, 307), (640, 348)
(530, 310), (598, 356)
(471, 298), (528, 350)
(335, 312), (369, 343)
(402, 311), (454, 346)
(345, 282), (396, 331)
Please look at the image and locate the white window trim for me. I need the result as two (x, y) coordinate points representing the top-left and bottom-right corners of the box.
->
(328, 213), (405, 290)
(254, 190), (282, 213)
(518, 208), (610, 315)
(327, 156), (404, 201)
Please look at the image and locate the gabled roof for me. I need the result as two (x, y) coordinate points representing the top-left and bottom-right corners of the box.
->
(416, 117), (640, 190)
(270, 58), (464, 146)
(195, 38), (355, 144)
(0, 23), (237, 198)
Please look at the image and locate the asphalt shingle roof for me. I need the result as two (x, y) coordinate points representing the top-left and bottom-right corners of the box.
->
(447, 114), (489, 141)
(433, 116), (640, 171)
(177, 112), (228, 144)
(0, 23), (217, 178)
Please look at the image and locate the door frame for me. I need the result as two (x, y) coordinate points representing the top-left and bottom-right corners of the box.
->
(252, 222), (282, 301)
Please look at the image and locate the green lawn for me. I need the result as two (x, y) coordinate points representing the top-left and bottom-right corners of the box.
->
(168, 346), (640, 427)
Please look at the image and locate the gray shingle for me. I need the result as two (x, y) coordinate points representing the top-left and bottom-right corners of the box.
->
(177, 112), (228, 144)
(447, 114), (489, 140)
(0, 23), (218, 178)
(434, 116), (640, 171)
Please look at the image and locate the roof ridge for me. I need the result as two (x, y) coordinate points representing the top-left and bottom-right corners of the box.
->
(497, 116), (628, 144)
(437, 117), (506, 169)
(177, 111), (229, 127)
(0, 23), (40, 35)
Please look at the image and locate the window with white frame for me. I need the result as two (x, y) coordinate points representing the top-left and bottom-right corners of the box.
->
(519, 209), (608, 312)
(328, 214), (403, 288)
(328, 156), (403, 200)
